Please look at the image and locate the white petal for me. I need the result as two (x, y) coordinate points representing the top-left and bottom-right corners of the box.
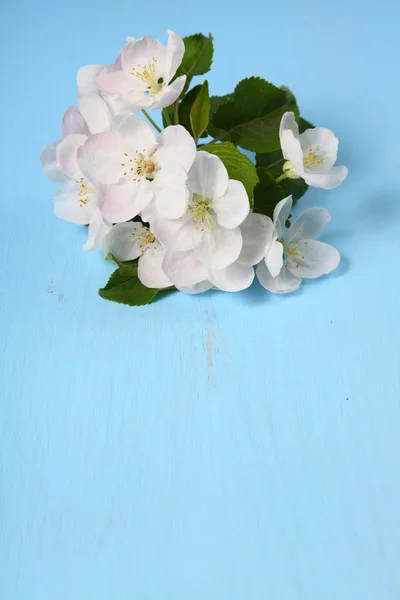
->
(54, 180), (95, 225)
(56, 134), (88, 180)
(103, 221), (145, 260)
(299, 127), (338, 172)
(77, 64), (106, 93)
(265, 240), (284, 278)
(62, 106), (89, 137)
(153, 163), (190, 219)
(157, 125), (196, 171)
(122, 36), (168, 73)
(207, 262), (254, 292)
(96, 70), (131, 95)
(152, 76), (186, 109)
(213, 180), (250, 228)
(78, 93), (111, 134)
(165, 30), (185, 80)
(40, 140), (65, 182)
(187, 151), (229, 200)
(150, 216), (195, 251)
(279, 111), (299, 140)
(138, 246), (172, 289)
(195, 225), (242, 270)
(162, 249), (207, 286)
(286, 207), (331, 242)
(303, 166), (348, 190)
(83, 207), (111, 252)
(99, 180), (153, 223)
(256, 261), (301, 294)
(177, 281), (214, 295)
(280, 130), (304, 172)
(273, 196), (292, 238)
(286, 239), (340, 279)
(113, 114), (157, 154)
(238, 212), (274, 267)
(78, 132), (124, 184)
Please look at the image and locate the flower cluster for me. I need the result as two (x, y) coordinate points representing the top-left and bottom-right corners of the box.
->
(41, 31), (348, 306)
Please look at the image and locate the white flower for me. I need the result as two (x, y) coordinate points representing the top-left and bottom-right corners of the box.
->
(78, 115), (196, 223)
(96, 31), (186, 111)
(279, 112), (348, 189)
(103, 222), (171, 289)
(54, 133), (110, 251)
(150, 151), (250, 286)
(256, 196), (340, 294)
(161, 211), (266, 293)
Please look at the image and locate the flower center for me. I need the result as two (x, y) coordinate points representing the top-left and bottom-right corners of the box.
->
(131, 225), (156, 253)
(187, 195), (214, 230)
(77, 178), (97, 207)
(303, 145), (324, 168)
(120, 151), (159, 182)
(282, 237), (306, 268)
(130, 57), (164, 96)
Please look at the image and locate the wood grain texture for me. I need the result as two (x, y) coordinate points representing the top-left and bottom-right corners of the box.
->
(1, 1), (400, 598)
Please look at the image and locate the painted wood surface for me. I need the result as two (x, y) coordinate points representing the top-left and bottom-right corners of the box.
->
(1, 1), (400, 598)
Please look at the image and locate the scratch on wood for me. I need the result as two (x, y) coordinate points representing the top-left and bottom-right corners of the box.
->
(58, 294), (64, 301)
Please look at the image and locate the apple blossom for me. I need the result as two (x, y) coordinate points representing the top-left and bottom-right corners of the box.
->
(103, 222), (171, 289)
(279, 112), (348, 189)
(96, 31), (186, 111)
(78, 115), (196, 223)
(256, 196), (340, 293)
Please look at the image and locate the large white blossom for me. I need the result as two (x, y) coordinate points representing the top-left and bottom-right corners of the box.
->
(279, 112), (348, 189)
(149, 151), (250, 286)
(103, 221), (171, 289)
(78, 115), (196, 223)
(256, 196), (340, 293)
(96, 31), (186, 112)
(53, 133), (110, 251)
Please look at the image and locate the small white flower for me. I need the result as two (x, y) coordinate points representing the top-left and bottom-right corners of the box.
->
(256, 196), (340, 294)
(53, 133), (110, 251)
(151, 151), (250, 287)
(279, 112), (348, 189)
(103, 222), (171, 289)
(78, 115), (196, 223)
(96, 31), (186, 111)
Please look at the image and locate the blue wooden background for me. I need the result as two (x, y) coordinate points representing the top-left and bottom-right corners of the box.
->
(1, 1), (400, 598)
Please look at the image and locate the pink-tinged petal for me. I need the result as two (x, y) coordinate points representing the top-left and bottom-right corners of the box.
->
(207, 262), (254, 292)
(165, 30), (185, 80)
(83, 207), (111, 252)
(78, 132), (124, 184)
(77, 64), (106, 93)
(239, 213), (274, 267)
(62, 106), (89, 137)
(195, 225), (242, 270)
(56, 133), (88, 180)
(265, 240), (284, 278)
(40, 140), (65, 182)
(152, 75), (186, 109)
(112, 114), (157, 153)
(103, 222), (145, 260)
(177, 280), (214, 294)
(157, 125), (196, 171)
(122, 36), (168, 73)
(286, 239), (340, 279)
(303, 166), (348, 190)
(213, 179), (250, 229)
(256, 261), (301, 294)
(96, 70), (130, 95)
(138, 246), (172, 289)
(273, 196), (293, 238)
(162, 249), (207, 287)
(78, 93), (112, 134)
(99, 180), (153, 223)
(54, 180), (95, 225)
(187, 151), (229, 199)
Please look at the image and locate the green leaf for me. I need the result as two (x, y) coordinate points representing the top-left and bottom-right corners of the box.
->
(162, 105), (174, 129)
(176, 33), (213, 89)
(99, 255), (170, 306)
(210, 77), (298, 152)
(299, 117), (314, 133)
(253, 167), (285, 217)
(190, 80), (210, 142)
(204, 142), (259, 206)
(207, 94), (234, 138)
(256, 154), (309, 202)
(177, 84), (202, 134)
